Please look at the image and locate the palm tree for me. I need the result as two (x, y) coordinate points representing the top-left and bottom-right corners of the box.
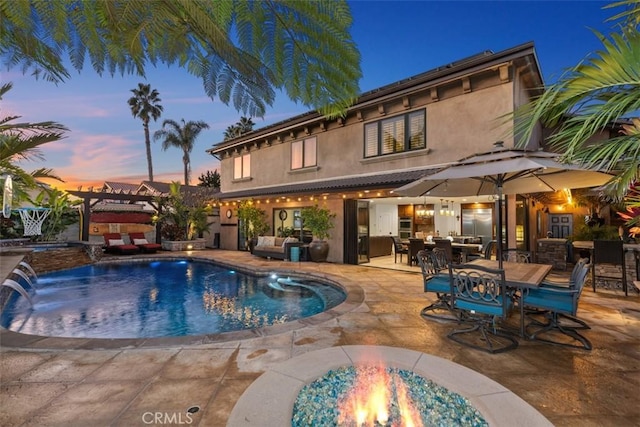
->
(153, 119), (209, 186)
(0, 82), (66, 205)
(2, 1), (361, 118)
(128, 83), (163, 182)
(223, 116), (255, 140)
(513, 0), (640, 228)
(237, 116), (255, 134)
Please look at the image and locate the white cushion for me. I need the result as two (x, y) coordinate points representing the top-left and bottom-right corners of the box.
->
(263, 236), (276, 246)
(133, 238), (149, 245)
(257, 236), (266, 247)
(109, 239), (125, 246)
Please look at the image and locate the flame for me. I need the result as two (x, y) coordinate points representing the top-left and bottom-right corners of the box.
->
(337, 365), (423, 427)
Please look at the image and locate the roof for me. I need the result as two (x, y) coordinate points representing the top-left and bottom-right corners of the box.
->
(216, 168), (437, 200)
(208, 41), (542, 155)
(101, 181), (140, 194)
(136, 181), (219, 199)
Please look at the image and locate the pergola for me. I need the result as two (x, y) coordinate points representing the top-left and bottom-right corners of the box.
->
(67, 190), (162, 242)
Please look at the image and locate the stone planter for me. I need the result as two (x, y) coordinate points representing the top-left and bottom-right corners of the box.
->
(161, 239), (206, 251)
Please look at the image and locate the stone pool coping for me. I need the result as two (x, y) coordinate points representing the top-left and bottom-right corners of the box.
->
(0, 255), (364, 350)
(228, 345), (553, 427)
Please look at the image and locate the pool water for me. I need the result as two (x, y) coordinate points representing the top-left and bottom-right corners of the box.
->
(1, 260), (346, 339)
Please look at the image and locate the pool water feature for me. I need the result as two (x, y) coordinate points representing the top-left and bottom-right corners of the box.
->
(0, 259), (346, 339)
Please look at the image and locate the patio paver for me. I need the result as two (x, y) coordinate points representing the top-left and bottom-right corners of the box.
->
(1, 249), (639, 426)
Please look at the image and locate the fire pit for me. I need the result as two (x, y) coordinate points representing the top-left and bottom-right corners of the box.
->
(228, 345), (552, 427)
(293, 365), (486, 426)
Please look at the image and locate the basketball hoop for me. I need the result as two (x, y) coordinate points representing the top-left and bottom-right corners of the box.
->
(17, 208), (51, 236)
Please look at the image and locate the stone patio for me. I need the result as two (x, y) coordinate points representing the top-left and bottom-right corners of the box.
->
(1, 249), (639, 426)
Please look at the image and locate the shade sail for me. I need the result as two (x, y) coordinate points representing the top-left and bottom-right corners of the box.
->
(394, 149), (615, 197)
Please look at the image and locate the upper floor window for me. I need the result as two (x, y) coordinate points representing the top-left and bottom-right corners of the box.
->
(291, 137), (317, 170)
(364, 110), (425, 158)
(233, 153), (251, 179)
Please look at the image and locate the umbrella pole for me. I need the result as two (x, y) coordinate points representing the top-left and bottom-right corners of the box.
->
(497, 185), (504, 269)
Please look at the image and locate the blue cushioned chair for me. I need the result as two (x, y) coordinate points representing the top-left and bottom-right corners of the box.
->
(540, 257), (589, 289)
(416, 250), (457, 322)
(522, 262), (592, 350)
(447, 263), (518, 353)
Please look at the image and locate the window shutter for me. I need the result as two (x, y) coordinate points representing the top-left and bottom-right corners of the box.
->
(364, 123), (378, 157)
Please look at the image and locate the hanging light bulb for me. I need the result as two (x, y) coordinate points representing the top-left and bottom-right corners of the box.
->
(440, 199), (449, 216)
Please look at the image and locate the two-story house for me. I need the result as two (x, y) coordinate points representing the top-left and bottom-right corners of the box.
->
(208, 42), (546, 263)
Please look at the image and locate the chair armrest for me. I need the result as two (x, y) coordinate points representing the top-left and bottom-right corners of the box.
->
(526, 286), (579, 296)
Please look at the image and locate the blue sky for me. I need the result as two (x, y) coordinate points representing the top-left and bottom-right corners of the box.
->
(2, 0), (616, 190)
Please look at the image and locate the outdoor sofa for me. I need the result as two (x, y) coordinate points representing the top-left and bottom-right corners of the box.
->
(251, 236), (303, 260)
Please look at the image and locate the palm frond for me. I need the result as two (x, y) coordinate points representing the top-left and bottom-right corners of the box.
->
(2, 0), (361, 117)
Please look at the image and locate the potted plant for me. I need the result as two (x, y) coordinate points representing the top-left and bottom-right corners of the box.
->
(300, 204), (335, 262)
(237, 200), (270, 251)
(154, 182), (213, 250)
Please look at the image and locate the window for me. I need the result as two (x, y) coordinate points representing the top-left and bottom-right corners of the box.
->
(364, 110), (425, 158)
(291, 137), (317, 169)
(233, 153), (251, 179)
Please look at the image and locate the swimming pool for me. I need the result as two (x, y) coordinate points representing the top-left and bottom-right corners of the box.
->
(0, 259), (346, 339)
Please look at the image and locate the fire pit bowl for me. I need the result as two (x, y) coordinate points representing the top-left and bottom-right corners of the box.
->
(228, 345), (552, 426)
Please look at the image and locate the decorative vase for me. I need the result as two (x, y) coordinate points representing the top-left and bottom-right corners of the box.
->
(308, 240), (329, 262)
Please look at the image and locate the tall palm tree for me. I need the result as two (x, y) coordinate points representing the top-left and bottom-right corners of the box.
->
(2, 1), (361, 118)
(0, 82), (66, 205)
(153, 119), (209, 186)
(223, 116), (255, 140)
(128, 83), (163, 182)
(513, 0), (640, 227)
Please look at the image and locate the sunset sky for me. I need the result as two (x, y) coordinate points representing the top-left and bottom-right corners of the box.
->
(2, 1), (614, 191)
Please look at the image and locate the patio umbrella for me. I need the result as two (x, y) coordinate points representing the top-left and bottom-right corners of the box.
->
(394, 148), (615, 267)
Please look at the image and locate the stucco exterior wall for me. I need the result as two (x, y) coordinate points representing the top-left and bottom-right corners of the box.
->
(218, 78), (517, 193)
(425, 84), (513, 162)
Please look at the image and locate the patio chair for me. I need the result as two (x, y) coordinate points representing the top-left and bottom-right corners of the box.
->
(541, 257), (589, 288)
(431, 247), (449, 270)
(103, 233), (140, 255)
(391, 236), (408, 263)
(522, 262), (592, 350)
(592, 239), (628, 296)
(447, 263), (518, 353)
(501, 249), (532, 263)
(408, 238), (426, 266)
(434, 239), (461, 264)
(466, 239), (496, 261)
(416, 250), (457, 322)
(129, 232), (162, 253)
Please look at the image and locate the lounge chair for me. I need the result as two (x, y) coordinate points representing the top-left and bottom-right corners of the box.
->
(103, 233), (140, 255)
(129, 232), (162, 253)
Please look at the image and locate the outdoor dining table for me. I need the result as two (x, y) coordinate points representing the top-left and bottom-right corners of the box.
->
(468, 259), (552, 337)
(404, 240), (483, 265)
